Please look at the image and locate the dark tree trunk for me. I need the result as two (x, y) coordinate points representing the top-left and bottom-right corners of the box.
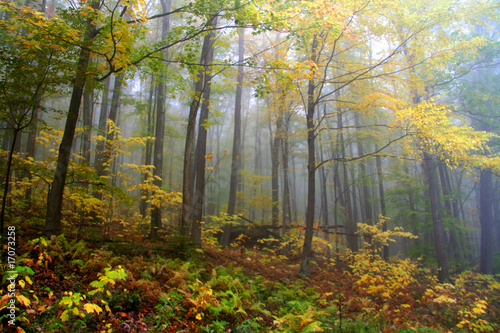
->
(299, 35), (318, 279)
(423, 152), (449, 282)
(81, 89), (93, 166)
(139, 75), (155, 218)
(355, 114), (373, 230)
(270, 111), (282, 227)
(95, 76), (111, 170)
(188, 15), (217, 244)
(318, 141), (329, 228)
(95, 73), (123, 181)
(45, 0), (99, 236)
(249, 106), (262, 221)
(338, 110), (357, 252)
(24, 106), (39, 204)
(180, 58), (205, 237)
(438, 164), (464, 264)
(282, 112), (292, 235)
(376, 153), (388, 259)
(150, 0), (171, 238)
(479, 168), (494, 274)
(1, 128), (21, 233)
(222, 28), (244, 246)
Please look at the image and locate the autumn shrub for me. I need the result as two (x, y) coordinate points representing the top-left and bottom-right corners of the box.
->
(432, 271), (500, 332)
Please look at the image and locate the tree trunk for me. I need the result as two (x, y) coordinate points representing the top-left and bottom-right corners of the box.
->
(24, 106), (40, 204)
(355, 114), (373, 230)
(95, 76), (111, 169)
(479, 168), (494, 274)
(282, 112), (292, 236)
(189, 15), (217, 244)
(270, 111), (282, 227)
(299, 35), (318, 279)
(81, 88), (93, 166)
(222, 27), (244, 246)
(93, 73), (123, 199)
(139, 75), (155, 218)
(180, 64), (204, 236)
(422, 152), (449, 282)
(45, 0), (99, 236)
(337, 110), (358, 252)
(150, 0), (171, 238)
(438, 164), (464, 264)
(375, 153), (388, 259)
(0, 128), (21, 233)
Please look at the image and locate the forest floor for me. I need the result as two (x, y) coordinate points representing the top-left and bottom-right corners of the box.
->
(1, 232), (499, 332)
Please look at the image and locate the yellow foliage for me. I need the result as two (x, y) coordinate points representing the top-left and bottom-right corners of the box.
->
(83, 303), (103, 314)
(357, 215), (418, 248)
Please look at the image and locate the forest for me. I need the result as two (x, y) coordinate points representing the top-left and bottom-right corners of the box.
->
(1, 0), (500, 331)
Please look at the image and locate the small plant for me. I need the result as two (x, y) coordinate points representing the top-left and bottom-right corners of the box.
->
(150, 291), (185, 329)
(55, 265), (128, 330)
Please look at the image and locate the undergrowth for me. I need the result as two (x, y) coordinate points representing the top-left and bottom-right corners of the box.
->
(0, 232), (499, 332)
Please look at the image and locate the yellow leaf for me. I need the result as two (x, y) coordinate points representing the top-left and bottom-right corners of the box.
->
(473, 307), (485, 314)
(83, 303), (103, 314)
(25, 276), (33, 285)
(60, 310), (69, 322)
(72, 307), (79, 316)
(196, 313), (202, 320)
(17, 295), (30, 307)
(19, 280), (25, 289)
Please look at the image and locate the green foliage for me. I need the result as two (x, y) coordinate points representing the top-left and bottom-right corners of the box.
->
(3, 234), (500, 332)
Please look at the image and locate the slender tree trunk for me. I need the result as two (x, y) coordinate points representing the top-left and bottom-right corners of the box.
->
(150, 0), (171, 238)
(189, 16), (217, 244)
(180, 67), (204, 236)
(270, 110), (282, 227)
(45, 0), (99, 236)
(139, 76), (155, 218)
(282, 112), (292, 236)
(439, 164), (464, 264)
(24, 106), (39, 204)
(479, 168), (494, 274)
(222, 27), (244, 246)
(423, 152), (450, 282)
(291, 152), (298, 223)
(0, 128), (21, 233)
(299, 35), (318, 279)
(82, 89), (93, 166)
(249, 106), (261, 221)
(95, 76), (111, 168)
(355, 114), (373, 229)
(180, 16), (217, 236)
(338, 110), (358, 252)
(376, 153), (388, 259)
(319, 141), (329, 228)
(96, 73), (123, 180)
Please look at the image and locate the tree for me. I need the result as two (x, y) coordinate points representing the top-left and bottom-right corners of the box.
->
(45, 0), (103, 236)
(222, 27), (245, 246)
(150, 0), (172, 238)
(43, 0), (237, 236)
(180, 14), (218, 239)
(0, 2), (73, 233)
(191, 14), (218, 244)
